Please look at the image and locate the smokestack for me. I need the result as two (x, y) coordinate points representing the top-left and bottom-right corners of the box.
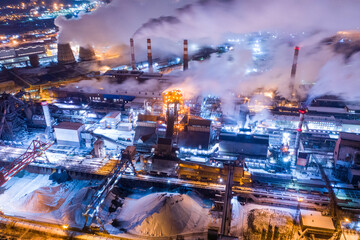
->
(289, 46), (300, 100)
(294, 108), (306, 163)
(41, 101), (52, 138)
(79, 46), (96, 61)
(183, 39), (188, 71)
(130, 38), (136, 70)
(57, 43), (75, 64)
(147, 38), (153, 73)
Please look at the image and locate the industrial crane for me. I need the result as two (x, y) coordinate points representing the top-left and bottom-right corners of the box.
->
(83, 146), (137, 231)
(0, 139), (53, 186)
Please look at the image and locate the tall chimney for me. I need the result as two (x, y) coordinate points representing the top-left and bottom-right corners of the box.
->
(294, 108), (306, 164)
(147, 38), (153, 73)
(79, 46), (95, 61)
(289, 46), (300, 100)
(130, 38), (136, 70)
(41, 101), (52, 138)
(183, 39), (188, 71)
(57, 43), (75, 64)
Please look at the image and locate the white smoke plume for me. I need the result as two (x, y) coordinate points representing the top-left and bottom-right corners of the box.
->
(308, 52), (360, 102)
(65, 78), (161, 93)
(55, 0), (360, 104)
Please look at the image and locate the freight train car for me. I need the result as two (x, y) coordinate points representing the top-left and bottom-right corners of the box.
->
(176, 161), (251, 186)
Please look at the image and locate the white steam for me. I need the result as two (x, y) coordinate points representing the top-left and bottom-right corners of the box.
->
(55, 0), (360, 105)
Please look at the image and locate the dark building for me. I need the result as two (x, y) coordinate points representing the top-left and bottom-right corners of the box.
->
(178, 118), (213, 150)
(219, 132), (269, 157)
(334, 132), (360, 184)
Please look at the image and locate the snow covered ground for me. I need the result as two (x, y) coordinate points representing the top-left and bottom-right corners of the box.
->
(0, 172), (98, 228)
(106, 192), (210, 237)
(0, 170), (339, 239)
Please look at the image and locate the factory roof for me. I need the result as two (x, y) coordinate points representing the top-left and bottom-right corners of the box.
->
(339, 132), (360, 142)
(188, 118), (211, 127)
(138, 114), (160, 122)
(300, 210), (335, 231)
(54, 121), (83, 130)
(178, 131), (210, 150)
(104, 111), (121, 119)
(307, 106), (348, 114)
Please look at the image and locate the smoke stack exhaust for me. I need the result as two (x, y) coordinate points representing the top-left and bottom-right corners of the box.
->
(79, 46), (96, 61)
(183, 39), (188, 71)
(290, 46), (300, 99)
(130, 38), (136, 70)
(147, 38), (153, 73)
(294, 108), (306, 163)
(57, 43), (76, 64)
(41, 101), (52, 138)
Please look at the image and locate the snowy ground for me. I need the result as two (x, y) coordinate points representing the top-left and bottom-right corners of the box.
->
(1, 170), (351, 239)
(0, 172), (98, 228)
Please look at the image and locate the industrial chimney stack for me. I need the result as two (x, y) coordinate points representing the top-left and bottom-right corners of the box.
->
(289, 46), (300, 100)
(41, 101), (52, 138)
(57, 43), (76, 64)
(294, 108), (306, 163)
(183, 39), (188, 71)
(147, 38), (153, 73)
(130, 38), (136, 70)
(79, 46), (96, 61)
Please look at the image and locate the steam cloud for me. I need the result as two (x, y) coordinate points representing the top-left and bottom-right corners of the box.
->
(55, 0), (360, 105)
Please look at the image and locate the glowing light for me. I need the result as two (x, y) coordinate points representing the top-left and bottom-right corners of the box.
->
(62, 224), (69, 230)
(297, 197), (304, 202)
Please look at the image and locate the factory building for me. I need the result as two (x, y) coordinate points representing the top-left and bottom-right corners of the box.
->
(100, 111), (121, 129)
(134, 114), (160, 151)
(54, 121), (84, 147)
(0, 43), (47, 67)
(334, 132), (360, 184)
(300, 210), (335, 238)
(219, 132), (269, 157)
(178, 118), (212, 150)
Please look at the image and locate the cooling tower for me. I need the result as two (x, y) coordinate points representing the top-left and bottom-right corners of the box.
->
(57, 43), (76, 64)
(79, 46), (96, 61)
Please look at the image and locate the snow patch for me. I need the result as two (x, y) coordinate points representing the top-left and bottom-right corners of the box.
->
(114, 192), (210, 237)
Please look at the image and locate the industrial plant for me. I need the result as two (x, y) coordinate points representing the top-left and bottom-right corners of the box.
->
(0, 0), (360, 240)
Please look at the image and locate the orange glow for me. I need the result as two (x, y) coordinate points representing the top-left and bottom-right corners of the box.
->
(162, 89), (185, 132)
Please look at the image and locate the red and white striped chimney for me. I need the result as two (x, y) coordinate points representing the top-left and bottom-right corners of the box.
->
(183, 39), (188, 71)
(130, 38), (136, 70)
(147, 38), (153, 73)
(294, 108), (306, 162)
(290, 46), (300, 99)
